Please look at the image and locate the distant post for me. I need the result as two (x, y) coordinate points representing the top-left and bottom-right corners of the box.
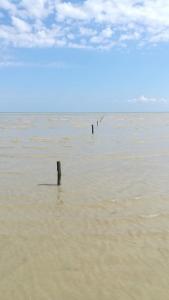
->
(57, 161), (62, 186)
(97, 121), (99, 126)
(100, 115), (104, 123)
(92, 124), (94, 134)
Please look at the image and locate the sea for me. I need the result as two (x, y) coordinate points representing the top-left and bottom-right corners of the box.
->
(0, 113), (169, 299)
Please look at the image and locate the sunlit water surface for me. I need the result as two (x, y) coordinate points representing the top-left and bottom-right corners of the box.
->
(1, 113), (169, 299)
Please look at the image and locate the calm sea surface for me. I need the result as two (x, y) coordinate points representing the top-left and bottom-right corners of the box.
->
(1, 113), (169, 299)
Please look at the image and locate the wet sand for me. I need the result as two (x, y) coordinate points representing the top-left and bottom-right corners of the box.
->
(1, 113), (169, 299)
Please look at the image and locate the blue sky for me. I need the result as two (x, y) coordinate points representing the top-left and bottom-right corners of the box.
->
(1, 0), (169, 112)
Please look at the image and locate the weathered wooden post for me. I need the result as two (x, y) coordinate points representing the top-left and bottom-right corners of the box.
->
(57, 161), (62, 186)
(97, 120), (98, 126)
(92, 124), (94, 134)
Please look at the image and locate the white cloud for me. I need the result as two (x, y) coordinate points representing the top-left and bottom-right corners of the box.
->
(0, 0), (16, 13)
(129, 95), (168, 104)
(0, 56), (69, 68)
(12, 16), (31, 33)
(19, 0), (56, 19)
(101, 27), (113, 39)
(79, 27), (97, 37)
(1, 1), (169, 49)
(57, 2), (88, 20)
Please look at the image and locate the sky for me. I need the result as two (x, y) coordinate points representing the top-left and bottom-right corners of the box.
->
(1, 0), (169, 112)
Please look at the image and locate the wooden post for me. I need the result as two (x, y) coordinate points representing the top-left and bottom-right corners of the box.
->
(57, 161), (62, 186)
(92, 124), (94, 134)
(100, 116), (104, 123)
(97, 121), (98, 126)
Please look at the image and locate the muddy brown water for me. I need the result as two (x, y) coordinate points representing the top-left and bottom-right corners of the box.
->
(1, 113), (169, 299)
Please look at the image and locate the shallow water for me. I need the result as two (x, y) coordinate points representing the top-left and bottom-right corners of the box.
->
(1, 113), (169, 299)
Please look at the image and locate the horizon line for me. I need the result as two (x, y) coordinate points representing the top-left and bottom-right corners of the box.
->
(1, 111), (169, 114)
